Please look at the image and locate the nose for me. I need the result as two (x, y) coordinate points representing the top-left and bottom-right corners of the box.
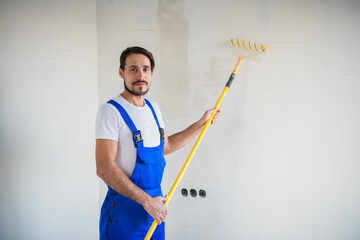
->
(138, 70), (146, 80)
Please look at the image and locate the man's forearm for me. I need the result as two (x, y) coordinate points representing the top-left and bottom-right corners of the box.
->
(96, 139), (168, 224)
(97, 164), (150, 206)
(98, 163), (168, 224)
(164, 108), (219, 155)
(165, 118), (206, 155)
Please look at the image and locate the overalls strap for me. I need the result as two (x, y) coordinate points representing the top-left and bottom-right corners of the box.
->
(144, 99), (160, 129)
(145, 99), (165, 140)
(107, 100), (143, 148)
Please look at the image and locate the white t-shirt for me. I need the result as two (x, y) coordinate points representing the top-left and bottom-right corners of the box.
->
(95, 95), (165, 177)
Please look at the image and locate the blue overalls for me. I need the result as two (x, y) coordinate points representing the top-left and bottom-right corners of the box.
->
(100, 99), (166, 240)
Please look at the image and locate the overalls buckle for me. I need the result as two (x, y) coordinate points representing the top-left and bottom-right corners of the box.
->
(159, 128), (164, 140)
(132, 130), (143, 146)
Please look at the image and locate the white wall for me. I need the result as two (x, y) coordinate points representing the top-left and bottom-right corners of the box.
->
(1, 0), (359, 239)
(0, 1), (99, 239)
(97, 0), (360, 239)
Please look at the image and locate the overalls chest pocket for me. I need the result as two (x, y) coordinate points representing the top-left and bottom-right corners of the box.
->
(133, 145), (166, 190)
(137, 145), (166, 166)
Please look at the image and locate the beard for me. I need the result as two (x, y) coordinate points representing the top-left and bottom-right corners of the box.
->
(124, 80), (150, 96)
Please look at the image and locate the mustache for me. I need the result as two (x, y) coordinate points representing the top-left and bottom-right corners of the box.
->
(132, 80), (148, 85)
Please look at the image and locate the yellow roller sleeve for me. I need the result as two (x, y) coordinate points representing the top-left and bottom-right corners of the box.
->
(231, 39), (267, 53)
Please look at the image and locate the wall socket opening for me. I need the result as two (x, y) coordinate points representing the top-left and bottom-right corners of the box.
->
(181, 188), (188, 197)
(199, 189), (206, 198)
(190, 189), (197, 197)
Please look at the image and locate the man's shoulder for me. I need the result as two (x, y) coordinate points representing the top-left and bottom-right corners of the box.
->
(99, 95), (126, 112)
(145, 98), (157, 105)
(97, 100), (120, 119)
(145, 98), (161, 109)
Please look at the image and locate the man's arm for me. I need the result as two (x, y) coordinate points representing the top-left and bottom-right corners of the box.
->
(163, 107), (220, 155)
(96, 139), (168, 224)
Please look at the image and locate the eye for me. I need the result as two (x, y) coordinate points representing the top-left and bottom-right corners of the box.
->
(143, 67), (150, 72)
(130, 68), (137, 72)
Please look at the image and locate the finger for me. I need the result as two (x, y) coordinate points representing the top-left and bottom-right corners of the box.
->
(212, 109), (221, 118)
(160, 195), (168, 203)
(210, 107), (218, 113)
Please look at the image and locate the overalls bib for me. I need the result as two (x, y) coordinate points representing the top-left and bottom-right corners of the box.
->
(100, 99), (166, 240)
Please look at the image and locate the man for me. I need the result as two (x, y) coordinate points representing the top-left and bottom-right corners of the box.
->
(95, 46), (219, 239)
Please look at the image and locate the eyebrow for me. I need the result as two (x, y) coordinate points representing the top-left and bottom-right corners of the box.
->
(129, 65), (150, 68)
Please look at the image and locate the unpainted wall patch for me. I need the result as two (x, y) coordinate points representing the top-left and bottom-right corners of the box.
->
(158, 0), (190, 119)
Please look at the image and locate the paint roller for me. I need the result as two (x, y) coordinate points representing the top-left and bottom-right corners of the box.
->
(231, 38), (267, 53)
(144, 39), (267, 240)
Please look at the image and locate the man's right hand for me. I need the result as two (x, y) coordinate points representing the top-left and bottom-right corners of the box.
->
(143, 195), (168, 225)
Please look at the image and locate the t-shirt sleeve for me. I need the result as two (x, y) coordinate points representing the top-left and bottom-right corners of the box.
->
(95, 103), (120, 141)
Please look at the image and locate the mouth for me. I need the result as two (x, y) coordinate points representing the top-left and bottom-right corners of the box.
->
(132, 81), (148, 86)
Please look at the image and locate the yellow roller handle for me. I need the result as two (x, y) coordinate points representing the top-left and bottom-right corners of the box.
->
(144, 57), (243, 240)
(232, 57), (243, 74)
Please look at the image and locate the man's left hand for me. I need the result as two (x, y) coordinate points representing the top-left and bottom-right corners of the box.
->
(201, 108), (221, 125)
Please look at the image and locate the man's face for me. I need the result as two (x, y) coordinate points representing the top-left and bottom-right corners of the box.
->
(120, 54), (152, 96)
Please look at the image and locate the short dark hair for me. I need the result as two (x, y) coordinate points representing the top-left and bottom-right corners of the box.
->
(119, 46), (155, 72)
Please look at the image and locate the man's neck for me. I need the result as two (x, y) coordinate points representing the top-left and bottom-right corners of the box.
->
(120, 91), (145, 107)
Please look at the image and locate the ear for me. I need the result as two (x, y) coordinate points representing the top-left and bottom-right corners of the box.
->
(119, 67), (124, 79)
